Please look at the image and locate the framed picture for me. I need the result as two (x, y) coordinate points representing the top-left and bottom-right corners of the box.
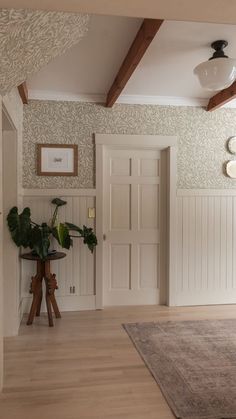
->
(37, 144), (78, 176)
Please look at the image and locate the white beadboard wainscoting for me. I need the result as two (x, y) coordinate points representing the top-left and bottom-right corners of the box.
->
(20, 188), (236, 312)
(176, 189), (236, 306)
(20, 189), (96, 314)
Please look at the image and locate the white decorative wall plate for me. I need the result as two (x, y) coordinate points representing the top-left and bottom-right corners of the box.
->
(228, 136), (236, 154)
(226, 160), (236, 178)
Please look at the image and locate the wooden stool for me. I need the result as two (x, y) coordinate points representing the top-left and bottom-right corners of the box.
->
(21, 252), (66, 327)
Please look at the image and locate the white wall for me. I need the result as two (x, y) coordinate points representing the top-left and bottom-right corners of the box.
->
(3, 130), (20, 336)
(0, 89), (23, 390)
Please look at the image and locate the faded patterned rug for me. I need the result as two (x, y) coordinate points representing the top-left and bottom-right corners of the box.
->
(123, 319), (236, 419)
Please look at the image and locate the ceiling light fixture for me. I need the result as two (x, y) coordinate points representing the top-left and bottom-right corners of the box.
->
(194, 40), (236, 91)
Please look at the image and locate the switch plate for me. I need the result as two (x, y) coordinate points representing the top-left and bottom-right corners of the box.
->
(88, 207), (95, 218)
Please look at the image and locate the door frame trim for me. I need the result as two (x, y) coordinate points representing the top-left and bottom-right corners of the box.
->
(95, 134), (177, 308)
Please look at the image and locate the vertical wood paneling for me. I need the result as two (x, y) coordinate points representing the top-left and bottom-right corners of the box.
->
(22, 189), (236, 308)
(182, 197), (189, 291)
(21, 194), (95, 311)
(207, 197), (214, 289)
(214, 197), (221, 290)
(226, 197), (233, 289)
(220, 198), (227, 290)
(201, 197), (208, 290)
(233, 197), (236, 289)
(176, 197), (183, 291)
(176, 192), (236, 306)
(195, 197), (202, 290)
(72, 197), (81, 294)
(188, 197), (196, 291)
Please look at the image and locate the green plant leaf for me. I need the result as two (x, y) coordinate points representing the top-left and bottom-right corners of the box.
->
(30, 223), (50, 260)
(7, 206), (32, 247)
(7, 202), (97, 259)
(65, 222), (83, 234)
(52, 223), (71, 249)
(81, 225), (97, 253)
(51, 198), (67, 207)
(65, 222), (97, 253)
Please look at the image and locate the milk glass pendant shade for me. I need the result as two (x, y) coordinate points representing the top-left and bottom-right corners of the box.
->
(194, 40), (236, 91)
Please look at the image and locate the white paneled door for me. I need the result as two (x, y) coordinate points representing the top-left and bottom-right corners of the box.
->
(103, 148), (164, 306)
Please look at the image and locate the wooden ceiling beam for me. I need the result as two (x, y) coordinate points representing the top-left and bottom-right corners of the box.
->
(17, 82), (28, 104)
(207, 81), (236, 111)
(106, 18), (164, 108)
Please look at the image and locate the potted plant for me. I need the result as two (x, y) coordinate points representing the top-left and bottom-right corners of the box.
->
(7, 198), (97, 259)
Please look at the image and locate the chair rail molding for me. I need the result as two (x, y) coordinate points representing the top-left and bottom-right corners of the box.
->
(21, 188), (96, 197)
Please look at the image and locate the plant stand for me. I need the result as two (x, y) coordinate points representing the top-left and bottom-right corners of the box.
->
(21, 252), (66, 327)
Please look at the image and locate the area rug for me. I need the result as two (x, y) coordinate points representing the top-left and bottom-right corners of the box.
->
(123, 319), (236, 419)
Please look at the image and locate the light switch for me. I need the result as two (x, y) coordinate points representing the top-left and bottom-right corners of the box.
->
(88, 207), (96, 219)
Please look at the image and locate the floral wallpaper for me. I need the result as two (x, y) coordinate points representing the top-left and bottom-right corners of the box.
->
(0, 9), (90, 96)
(23, 100), (236, 189)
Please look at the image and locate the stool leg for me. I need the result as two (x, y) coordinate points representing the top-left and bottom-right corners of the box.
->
(48, 274), (61, 318)
(50, 293), (61, 318)
(27, 275), (42, 325)
(45, 278), (54, 327)
(36, 290), (43, 317)
(27, 294), (39, 325)
(46, 294), (54, 327)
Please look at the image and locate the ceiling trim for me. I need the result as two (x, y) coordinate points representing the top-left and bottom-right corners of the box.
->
(29, 89), (210, 107)
(28, 90), (106, 103)
(117, 95), (208, 107)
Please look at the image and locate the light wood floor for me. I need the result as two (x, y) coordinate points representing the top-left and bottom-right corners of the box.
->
(2, 305), (236, 419)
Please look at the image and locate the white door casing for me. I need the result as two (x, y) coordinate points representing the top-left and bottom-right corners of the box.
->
(95, 134), (177, 308)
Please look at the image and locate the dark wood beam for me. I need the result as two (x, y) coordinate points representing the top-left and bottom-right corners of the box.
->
(106, 18), (164, 108)
(207, 81), (236, 111)
(17, 82), (28, 104)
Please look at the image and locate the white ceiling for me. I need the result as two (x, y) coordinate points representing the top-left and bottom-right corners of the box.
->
(28, 15), (236, 107)
(28, 15), (142, 98)
(4, 0), (236, 25)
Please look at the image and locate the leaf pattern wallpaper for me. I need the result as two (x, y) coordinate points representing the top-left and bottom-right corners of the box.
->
(23, 100), (236, 189)
(0, 9), (90, 95)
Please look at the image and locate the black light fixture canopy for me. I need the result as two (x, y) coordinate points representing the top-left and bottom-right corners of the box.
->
(209, 40), (228, 60)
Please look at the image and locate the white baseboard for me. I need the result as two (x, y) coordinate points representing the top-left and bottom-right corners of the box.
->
(175, 291), (236, 306)
(21, 295), (96, 315)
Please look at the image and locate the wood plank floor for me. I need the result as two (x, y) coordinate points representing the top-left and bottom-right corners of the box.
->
(1, 305), (236, 419)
